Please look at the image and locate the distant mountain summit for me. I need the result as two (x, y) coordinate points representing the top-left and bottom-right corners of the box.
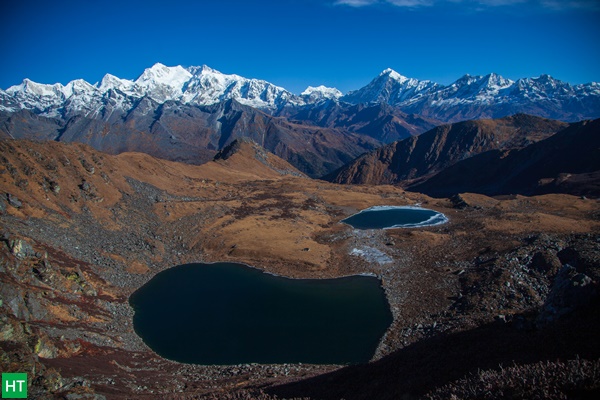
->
(343, 70), (600, 122)
(300, 86), (343, 102)
(341, 68), (440, 105)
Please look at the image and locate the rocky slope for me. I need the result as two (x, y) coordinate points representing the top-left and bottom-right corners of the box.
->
(0, 99), (381, 178)
(281, 101), (440, 143)
(324, 114), (568, 185)
(212, 137), (306, 179)
(1, 64), (599, 182)
(1, 139), (599, 399)
(410, 118), (600, 197)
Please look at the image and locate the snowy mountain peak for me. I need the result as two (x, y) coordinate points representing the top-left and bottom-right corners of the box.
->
(342, 69), (438, 105)
(136, 63), (192, 88)
(482, 73), (514, 90)
(8, 79), (60, 97)
(6, 78), (63, 98)
(2, 65), (598, 123)
(536, 74), (555, 81)
(301, 85), (343, 100)
(97, 74), (134, 92)
(175, 64), (296, 109)
(132, 64), (193, 103)
(188, 64), (220, 76)
(380, 68), (409, 83)
(62, 79), (96, 97)
(186, 64), (261, 87)
(533, 74), (566, 88)
(453, 74), (480, 86)
(452, 73), (513, 89)
(0, 63), (304, 116)
(486, 72), (512, 82)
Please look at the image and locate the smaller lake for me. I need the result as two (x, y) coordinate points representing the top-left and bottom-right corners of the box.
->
(130, 262), (392, 365)
(342, 206), (448, 230)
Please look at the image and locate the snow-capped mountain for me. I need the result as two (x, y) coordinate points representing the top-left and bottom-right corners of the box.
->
(1, 63), (599, 125)
(431, 73), (515, 103)
(179, 65), (298, 109)
(344, 70), (600, 122)
(341, 68), (440, 105)
(0, 63), (307, 119)
(300, 85), (343, 103)
(1, 63), (599, 180)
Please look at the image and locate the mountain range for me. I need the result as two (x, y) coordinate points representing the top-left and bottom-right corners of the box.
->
(342, 69), (600, 122)
(0, 97), (382, 178)
(2, 64), (600, 399)
(1, 63), (599, 178)
(2, 63), (598, 121)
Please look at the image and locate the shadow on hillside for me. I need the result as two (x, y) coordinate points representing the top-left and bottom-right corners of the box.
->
(267, 300), (600, 400)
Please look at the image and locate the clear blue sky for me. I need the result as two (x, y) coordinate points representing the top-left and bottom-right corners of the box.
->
(1, 0), (599, 94)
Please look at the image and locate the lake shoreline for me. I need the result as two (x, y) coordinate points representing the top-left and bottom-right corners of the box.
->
(341, 205), (449, 230)
(130, 261), (393, 366)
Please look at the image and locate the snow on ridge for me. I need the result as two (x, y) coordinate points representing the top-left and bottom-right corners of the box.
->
(342, 68), (440, 105)
(135, 63), (192, 87)
(179, 64), (299, 109)
(187, 64), (290, 94)
(2, 64), (599, 119)
(97, 73), (135, 92)
(380, 68), (409, 83)
(0, 63), (304, 115)
(301, 85), (343, 99)
(6, 79), (65, 98)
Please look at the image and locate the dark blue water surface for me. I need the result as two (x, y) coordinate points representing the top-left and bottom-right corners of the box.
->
(341, 206), (448, 230)
(129, 262), (392, 365)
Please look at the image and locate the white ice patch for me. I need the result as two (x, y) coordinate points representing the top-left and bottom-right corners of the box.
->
(350, 246), (393, 265)
(384, 212), (448, 229)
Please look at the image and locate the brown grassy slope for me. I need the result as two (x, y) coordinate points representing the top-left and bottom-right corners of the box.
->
(411, 118), (600, 197)
(1, 138), (599, 399)
(325, 114), (568, 184)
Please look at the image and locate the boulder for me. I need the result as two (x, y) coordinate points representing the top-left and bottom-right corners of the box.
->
(9, 238), (36, 259)
(6, 193), (22, 208)
(537, 264), (597, 324)
(529, 250), (562, 276)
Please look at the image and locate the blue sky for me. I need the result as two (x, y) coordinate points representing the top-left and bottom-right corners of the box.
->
(1, 0), (599, 94)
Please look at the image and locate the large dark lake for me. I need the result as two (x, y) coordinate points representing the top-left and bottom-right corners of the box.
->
(129, 262), (392, 365)
(342, 206), (448, 230)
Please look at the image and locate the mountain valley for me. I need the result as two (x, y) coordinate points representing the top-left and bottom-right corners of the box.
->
(1, 137), (599, 398)
(1, 64), (600, 399)
(2, 64), (599, 180)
